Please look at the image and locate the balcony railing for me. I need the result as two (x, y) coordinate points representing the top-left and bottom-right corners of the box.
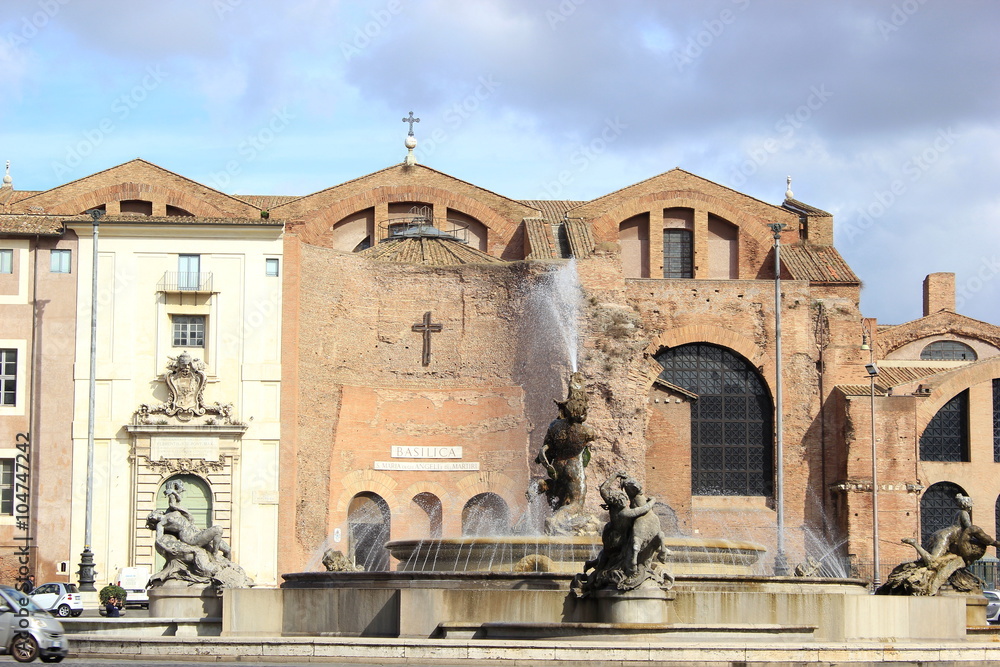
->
(157, 272), (215, 293)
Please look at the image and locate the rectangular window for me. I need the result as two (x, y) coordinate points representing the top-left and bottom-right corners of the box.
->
(50, 249), (71, 274)
(0, 349), (16, 406)
(663, 229), (693, 279)
(0, 460), (11, 515)
(172, 316), (205, 347)
(178, 254), (200, 290)
(0, 249), (12, 274)
(265, 258), (279, 277)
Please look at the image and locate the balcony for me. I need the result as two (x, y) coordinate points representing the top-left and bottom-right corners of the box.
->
(157, 272), (216, 294)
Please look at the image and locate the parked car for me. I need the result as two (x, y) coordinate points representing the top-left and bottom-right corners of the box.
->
(28, 584), (82, 618)
(986, 589), (1000, 624)
(116, 566), (150, 609)
(0, 585), (68, 662)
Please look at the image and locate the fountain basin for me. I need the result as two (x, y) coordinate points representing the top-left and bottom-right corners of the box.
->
(386, 535), (766, 575)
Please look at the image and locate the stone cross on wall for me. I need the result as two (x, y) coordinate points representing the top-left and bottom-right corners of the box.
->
(412, 311), (442, 366)
(402, 111), (420, 136)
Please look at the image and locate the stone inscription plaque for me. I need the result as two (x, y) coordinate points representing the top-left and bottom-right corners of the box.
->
(390, 446), (462, 459)
(150, 436), (219, 461)
(374, 461), (479, 471)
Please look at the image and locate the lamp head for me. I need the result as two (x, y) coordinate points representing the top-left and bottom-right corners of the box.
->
(865, 363), (879, 377)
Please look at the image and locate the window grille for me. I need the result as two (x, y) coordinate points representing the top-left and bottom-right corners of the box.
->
(655, 343), (773, 496)
(920, 481), (966, 547)
(662, 229), (693, 278)
(919, 391), (969, 461)
(920, 340), (977, 361)
(0, 460), (11, 515)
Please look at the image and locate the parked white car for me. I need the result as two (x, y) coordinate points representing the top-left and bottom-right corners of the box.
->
(28, 584), (82, 619)
(117, 567), (150, 609)
(985, 589), (1000, 624)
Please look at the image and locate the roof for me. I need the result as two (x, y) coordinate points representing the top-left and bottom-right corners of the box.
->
(0, 215), (65, 236)
(359, 236), (506, 265)
(875, 366), (956, 388)
(781, 245), (859, 283)
(524, 218), (554, 259)
(233, 195), (300, 210)
(836, 384), (888, 397)
(60, 214), (282, 227)
(518, 200), (585, 221)
(782, 198), (832, 217)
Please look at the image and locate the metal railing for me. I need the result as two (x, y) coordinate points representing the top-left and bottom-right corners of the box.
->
(157, 272), (214, 292)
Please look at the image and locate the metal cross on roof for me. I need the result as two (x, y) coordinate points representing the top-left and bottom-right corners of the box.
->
(402, 111), (420, 136)
(412, 311), (442, 366)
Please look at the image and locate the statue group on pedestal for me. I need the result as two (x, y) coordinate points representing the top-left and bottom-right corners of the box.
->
(146, 479), (253, 590)
(878, 493), (1000, 596)
(572, 471), (673, 596)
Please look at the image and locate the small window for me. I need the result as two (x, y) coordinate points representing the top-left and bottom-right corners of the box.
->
(921, 340), (977, 361)
(50, 249), (71, 274)
(265, 258), (279, 277)
(172, 315), (205, 347)
(0, 249), (12, 274)
(0, 460), (11, 515)
(0, 349), (16, 406)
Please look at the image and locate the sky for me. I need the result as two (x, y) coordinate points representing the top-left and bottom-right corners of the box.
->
(2, 0), (998, 326)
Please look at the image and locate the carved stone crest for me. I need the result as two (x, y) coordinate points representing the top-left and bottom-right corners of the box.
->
(133, 353), (243, 427)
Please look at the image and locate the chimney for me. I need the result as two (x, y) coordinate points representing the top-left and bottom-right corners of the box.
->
(923, 273), (956, 316)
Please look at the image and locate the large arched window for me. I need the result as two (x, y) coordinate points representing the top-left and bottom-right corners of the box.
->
(920, 340), (977, 361)
(919, 481), (966, 547)
(462, 493), (509, 536)
(919, 391), (969, 462)
(654, 343), (773, 496)
(347, 493), (391, 571)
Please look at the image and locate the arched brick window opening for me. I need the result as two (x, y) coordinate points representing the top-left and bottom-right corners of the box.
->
(619, 214), (650, 278)
(462, 493), (509, 536)
(348, 492), (391, 571)
(166, 205), (193, 217)
(919, 481), (967, 548)
(412, 492), (443, 539)
(920, 340), (977, 361)
(919, 390), (969, 462)
(654, 343), (773, 496)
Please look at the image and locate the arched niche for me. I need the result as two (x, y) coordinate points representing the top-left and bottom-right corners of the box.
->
(462, 493), (510, 536)
(347, 492), (391, 571)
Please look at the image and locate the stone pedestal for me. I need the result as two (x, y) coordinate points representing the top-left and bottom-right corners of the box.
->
(593, 585), (672, 624)
(148, 583), (222, 618)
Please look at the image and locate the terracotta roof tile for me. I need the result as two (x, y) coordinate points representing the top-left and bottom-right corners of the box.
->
(232, 195), (301, 210)
(518, 200), (585, 220)
(782, 198), (832, 217)
(565, 219), (594, 258)
(0, 215), (64, 236)
(61, 214), (282, 227)
(524, 218), (555, 259)
(781, 245), (859, 283)
(360, 236), (506, 265)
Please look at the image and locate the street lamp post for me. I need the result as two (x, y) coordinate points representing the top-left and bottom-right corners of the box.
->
(769, 222), (789, 576)
(861, 320), (880, 588)
(78, 208), (103, 591)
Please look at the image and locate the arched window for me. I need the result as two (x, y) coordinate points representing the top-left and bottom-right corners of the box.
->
(919, 391), (969, 461)
(919, 481), (967, 547)
(155, 474), (213, 571)
(347, 493), (391, 571)
(662, 229), (693, 278)
(411, 492), (443, 539)
(654, 343), (773, 496)
(462, 493), (509, 536)
(920, 340), (977, 361)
